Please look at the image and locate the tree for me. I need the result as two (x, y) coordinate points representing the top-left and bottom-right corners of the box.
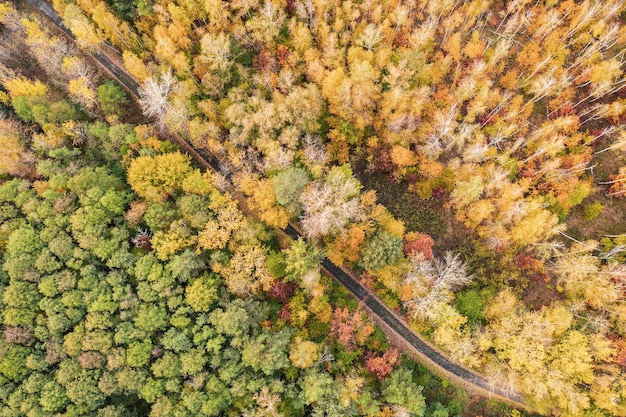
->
(138, 70), (179, 129)
(0, 119), (36, 178)
(97, 81), (128, 116)
(127, 340), (153, 368)
(185, 274), (219, 312)
(330, 307), (374, 352)
(403, 252), (472, 321)
(197, 200), (245, 250)
(213, 244), (275, 297)
(359, 230), (404, 271)
(122, 50), (150, 82)
(127, 152), (193, 202)
(272, 167), (310, 216)
(365, 348), (400, 381)
(199, 32), (232, 73)
(39, 381), (68, 413)
(300, 165), (363, 238)
(289, 337), (320, 368)
(403, 233), (434, 261)
(241, 328), (292, 375)
(300, 369), (339, 405)
(381, 366), (426, 416)
(283, 238), (323, 284)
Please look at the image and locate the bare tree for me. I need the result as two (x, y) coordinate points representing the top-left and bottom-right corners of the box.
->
(404, 251), (472, 320)
(138, 69), (178, 129)
(300, 166), (363, 238)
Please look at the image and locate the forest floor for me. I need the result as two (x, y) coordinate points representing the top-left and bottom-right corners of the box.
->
(351, 155), (475, 256)
(565, 148), (626, 241)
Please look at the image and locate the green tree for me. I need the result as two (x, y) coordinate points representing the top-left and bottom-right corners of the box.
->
(272, 167), (310, 216)
(127, 340), (153, 368)
(39, 381), (68, 413)
(381, 367), (426, 416)
(241, 328), (292, 375)
(359, 230), (403, 271)
(97, 81), (128, 116)
(283, 238), (323, 282)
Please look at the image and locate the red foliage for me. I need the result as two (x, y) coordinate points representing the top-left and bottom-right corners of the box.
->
(330, 307), (367, 352)
(359, 271), (375, 289)
(277, 305), (291, 321)
(514, 253), (541, 270)
(403, 233), (434, 260)
(268, 280), (297, 303)
(431, 186), (448, 200)
(555, 103), (576, 118)
(370, 145), (395, 173)
(365, 348), (400, 380)
(608, 335), (626, 368)
(392, 30), (409, 47)
(254, 49), (276, 72)
(277, 45), (290, 67)
(406, 173), (419, 183)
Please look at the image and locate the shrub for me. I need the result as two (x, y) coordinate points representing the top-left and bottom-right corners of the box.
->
(583, 201), (604, 221)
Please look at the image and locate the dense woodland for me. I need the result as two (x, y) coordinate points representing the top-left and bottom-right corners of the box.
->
(1, 0), (626, 416)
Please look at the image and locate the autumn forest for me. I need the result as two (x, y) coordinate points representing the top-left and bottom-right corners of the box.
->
(1, 0), (626, 416)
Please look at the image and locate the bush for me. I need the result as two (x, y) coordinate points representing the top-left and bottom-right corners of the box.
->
(583, 201), (604, 221)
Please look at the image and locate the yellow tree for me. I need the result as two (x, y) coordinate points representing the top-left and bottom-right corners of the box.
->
(237, 174), (290, 229)
(62, 4), (101, 50)
(0, 118), (35, 178)
(197, 200), (246, 251)
(289, 337), (320, 368)
(122, 51), (150, 83)
(127, 152), (193, 202)
(212, 244), (274, 297)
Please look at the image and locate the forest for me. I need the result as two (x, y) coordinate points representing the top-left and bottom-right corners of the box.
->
(1, 0), (626, 416)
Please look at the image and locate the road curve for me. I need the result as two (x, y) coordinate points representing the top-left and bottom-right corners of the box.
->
(24, 0), (530, 411)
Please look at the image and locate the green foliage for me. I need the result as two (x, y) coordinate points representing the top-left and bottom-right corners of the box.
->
(583, 201), (605, 221)
(0, 341), (30, 381)
(283, 238), (322, 282)
(382, 367), (426, 416)
(266, 251), (287, 278)
(185, 274), (219, 312)
(97, 81), (128, 116)
(39, 381), (68, 412)
(127, 340), (153, 368)
(273, 167), (310, 215)
(455, 289), (485, 323)
(144, 201), (180, 231)
(359, 230), (404, 271)
(177, 194), (212, 229)
(564, 182), (592, 211)
(0, 59), (451, 417)
(241, 328), (292, 375)
(12, 96), (81, 126)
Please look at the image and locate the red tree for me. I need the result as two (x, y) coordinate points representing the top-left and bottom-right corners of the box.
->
(365, 348), (400, 380)
(403, 233), (434, 260)
(330, 307), (373, 352)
